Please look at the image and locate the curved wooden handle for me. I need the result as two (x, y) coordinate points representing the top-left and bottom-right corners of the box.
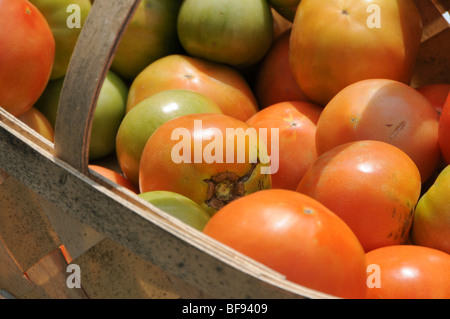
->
(54, 0), (141, 173)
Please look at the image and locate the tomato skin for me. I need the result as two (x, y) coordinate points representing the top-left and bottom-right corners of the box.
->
(177, 0), (273, 68)
(439, 92), (450, 164)
(17, 107), (54, 142)
(116, 89), (222, 186)
(111, 0), (182, 81)
(89, 165), (139, 194)
(254, 30), (312, 108)
(315, 79), (441, 183)
(297, 140), (422, 252)
(411, 164), (450, 254)
(289, 0), (423, 106)
(29, 0), (91, 80)
(246, 101), (319, 190)
(139, 113), (272, 216)
(203, 189), (367, 299)
(365, 245), (450, 299)
(127, 54), (259, 122)
(0, 0), (55, 116)
(138, 191), (210, 231)
(417, 84), (450, 116)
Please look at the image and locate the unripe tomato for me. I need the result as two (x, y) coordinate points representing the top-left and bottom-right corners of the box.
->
(139, 113), (272, 216)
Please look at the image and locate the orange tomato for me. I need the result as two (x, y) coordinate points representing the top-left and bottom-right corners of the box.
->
(254, 30), (311, 108)
(365, 245), (450, 299)
(17, 106), (54, 142)
(297, 140), (422, 252)
(315, 79), (441, 183)
(203, 189), (367, 299)
(89, 164), (139, 194)
(246, 101), (318, 190)
(126, 54), (259, 122)
(289, 0), (422, 106)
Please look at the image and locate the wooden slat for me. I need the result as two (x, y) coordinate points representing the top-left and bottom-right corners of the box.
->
(54, 0), (140, 174)
(0, 109), (331, 299)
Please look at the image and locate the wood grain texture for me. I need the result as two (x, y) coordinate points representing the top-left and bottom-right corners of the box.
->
(54, 0), (140, 173)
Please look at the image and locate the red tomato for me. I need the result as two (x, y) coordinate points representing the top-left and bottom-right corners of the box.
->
(126, 54), (259, 122)
(246, 101), (319, 190)
(139, 113), (272, 216)
(365, 245), (450, 299)
(297, 140), (422, 252)
(439, 92), (450, 164)
(417, 83), (450, 115)
(254, 30), (311, 108)
(203, 189), (367, 299)
(315, 79), (441, 183)
(0, 0), (55, 116)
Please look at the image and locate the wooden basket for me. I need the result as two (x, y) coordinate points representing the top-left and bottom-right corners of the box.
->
(0, 0), (449, 299)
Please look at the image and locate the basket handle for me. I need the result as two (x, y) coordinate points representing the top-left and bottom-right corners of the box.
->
(54, 0), (141, 174)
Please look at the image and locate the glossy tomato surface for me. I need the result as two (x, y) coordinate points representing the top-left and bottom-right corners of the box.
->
(246, 101), (318, 190)
(116, 89), (222, 186)
(289, 0), (422, 106)
(315, 79), (441, 183)
(297, 140), (422, 252)
(411, 164), (450, 254)
(127, 54), (259, 122)
(0, 0), (55, 116)
(139, 113), (272, 216)
(203, 189), (367, 299)
(365, 245), (450, 299)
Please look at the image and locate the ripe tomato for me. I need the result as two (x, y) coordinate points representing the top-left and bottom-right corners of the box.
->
(127, 54), (259, 122)
(139, 113), (272, 216)
(315, 79), (441, 183)
(297, 140), (422, 252)
(0, 0), (55, 116)
(138, 191), (210, 231)
(439, 92), (450, 164)
(246, 101), (318, 190)
(411, 164), (450, 254)
(177, 0), (273, 68)
(203, 189), (367, 299)
(417, 83), (450, 115)
(89, 165), (139, 194)
(289, 0), (423, 106)
(254, 30), (312, 108)
(116, 89), (222, 186)
(365, 245), (450, 299)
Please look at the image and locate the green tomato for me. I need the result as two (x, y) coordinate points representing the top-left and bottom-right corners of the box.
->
(34, 71), (128, 160)
(89, 71), (128, 160)
(29, 0), (91, 80)
(115, 89), (223, 186)
(139, 190), (210, 231)
(111, 0), (183, 81)
(411, 164), (450, 254)
(177, 0), (273, 68)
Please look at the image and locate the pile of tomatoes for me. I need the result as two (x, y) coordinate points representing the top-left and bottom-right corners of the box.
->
(1, 0), (450, 299)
